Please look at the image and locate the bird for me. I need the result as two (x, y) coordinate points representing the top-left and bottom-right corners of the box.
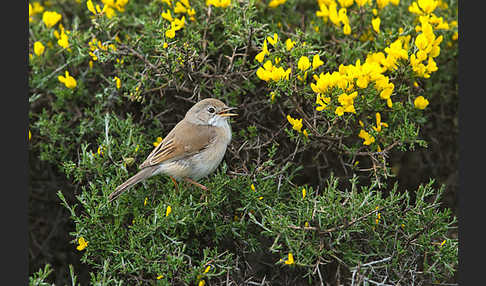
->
(108, 98), (237, 202)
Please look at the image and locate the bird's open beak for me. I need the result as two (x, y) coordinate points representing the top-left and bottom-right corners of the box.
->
(218, 107), (238, 117)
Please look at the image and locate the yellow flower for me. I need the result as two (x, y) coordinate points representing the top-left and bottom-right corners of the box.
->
(297, 56), (310, 71)
(256, 60), (290, 82)
(358, 129), (375, 145)
(372, 112), (388, 132)
(174, 1), (187, 13)
(166, 205), (172, 216)
(30, 2), (45, 22)
(33, 41), (45, 56)
(251, 183), (256, 191)
(58, 71), (77, 89)
(379, 86), (394, 100)
(267, 33), (278, 47)
(303, 129), (309, 138)
(375, 211), (381, 224)
(268, 0), (287, 8)
(87, 0), (97, 14)
(335, 106), (344, 116)
(42, 11), (62, 28)
(372, 17), (381, 33)
(114, 76), (121, 89)
(270, 91), (276, 102)
(162, 9), (173, 21)
(57, 30), (69, 49)
(417, 0), (438, 14)
(286, 115), (303, 132)
(254, 39), (269, 63)
(343, 23), (351, 35)
(337, 91), (358, 114)
(97, 145), (104, 156)
(198, 280), (206, 286)
(153, 137), (163, 146)
(315, 94), (331, 111)
(284, 252), (294, 265)
(157, 275), (164, 280)
(312, 54), (324, 70)
(206, 0), (231, 8)
(440, 239), (446, 247)
(171, 16), (186, 31)
(29, 129), (32, 141)
(316, 3), (329, 19)
(76, 237), (88, 251)
(285, 38), (295, 51)
(187, 8), (196, 21)
(355, 0), (369, 6)
(204, 265), (212, 273)
(414, 96), (429, 109)
(144, 197), (148, 206)
(302, 188), (306, 199)
(165, 28), (176, 38)
(163, 42), (169, 48)
(377, 0), (390, 9)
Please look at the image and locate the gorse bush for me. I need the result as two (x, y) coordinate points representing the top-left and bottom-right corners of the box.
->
(29, 0), (458, 285)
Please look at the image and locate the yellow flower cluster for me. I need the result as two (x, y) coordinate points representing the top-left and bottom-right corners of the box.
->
(206, 0), (231, 8)
(316, 0), (400, 37)
(309, 32), (413, 145)
(255, 33), (280, 63)
(53, 24), (71, 51)
(256, 60), (291, 82)
(161, 1), (192, 39)
(409, 14), (443, 79)
(88, 37), (117, 61)
(316, 0), (352, 35)
(153, 136), (163, 147)
(255, 34), (324, 86)
(335, 91), (358, 116)
(29, 2), (45, 22)
(311, 33), (410, 116)
(408, 0), (438, 15)
(87, 0), (129, 19)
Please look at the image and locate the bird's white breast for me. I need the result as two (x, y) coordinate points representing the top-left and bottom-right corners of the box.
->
(156, 119), (232, 181)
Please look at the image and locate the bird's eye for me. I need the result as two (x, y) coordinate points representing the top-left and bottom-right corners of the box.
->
(208, 106), (215, 114)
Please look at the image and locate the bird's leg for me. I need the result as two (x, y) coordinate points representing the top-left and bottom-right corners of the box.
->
(183, 177), (208, 190)
(170, 176), (179, 191)
(183, 178), (209, 201)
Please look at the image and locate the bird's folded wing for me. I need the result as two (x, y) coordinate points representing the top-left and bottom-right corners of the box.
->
(139, 121), (216, 169)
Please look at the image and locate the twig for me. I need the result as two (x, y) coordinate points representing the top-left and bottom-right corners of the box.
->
(288, 206), (385, 234)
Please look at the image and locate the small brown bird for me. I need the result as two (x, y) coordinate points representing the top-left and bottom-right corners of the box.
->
(108, 98), (237, 202)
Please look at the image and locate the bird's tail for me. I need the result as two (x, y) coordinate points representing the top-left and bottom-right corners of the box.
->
(108, 167), (156, 202)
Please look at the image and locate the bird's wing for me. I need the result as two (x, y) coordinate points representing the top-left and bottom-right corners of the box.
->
(138, 121), (216, 169)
